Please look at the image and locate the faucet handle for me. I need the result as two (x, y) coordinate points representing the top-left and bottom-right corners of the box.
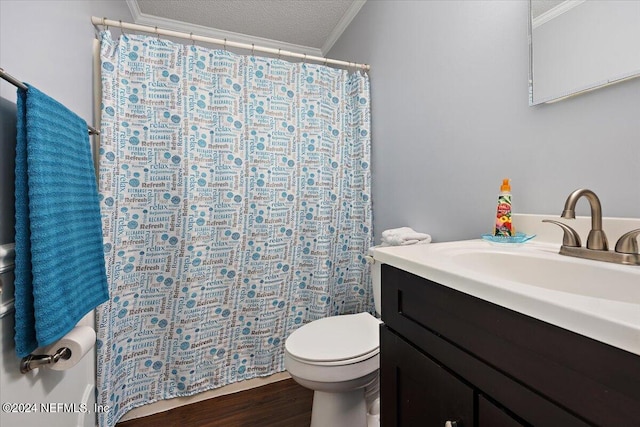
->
(614, 229), (640, 254)
(542, 220), (582, 247)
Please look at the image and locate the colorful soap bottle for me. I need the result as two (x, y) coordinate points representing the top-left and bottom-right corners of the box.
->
(494, 178), (514, 237)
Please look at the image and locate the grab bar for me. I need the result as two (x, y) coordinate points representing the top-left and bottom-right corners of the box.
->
(0, 243), (15, 300)
(0, 243), (15, 273)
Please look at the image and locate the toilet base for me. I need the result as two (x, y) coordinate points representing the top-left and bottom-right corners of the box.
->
(311, 389), (366, 427)
(366, 397), (380, 427)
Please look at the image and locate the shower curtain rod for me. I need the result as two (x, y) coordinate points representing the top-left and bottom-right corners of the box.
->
(91, 16), (370, 72)
(0, 67), (100, 135)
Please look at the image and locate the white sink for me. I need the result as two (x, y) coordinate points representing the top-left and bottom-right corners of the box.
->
(371, 239), (640, 356)
(450, 249), (640, 304)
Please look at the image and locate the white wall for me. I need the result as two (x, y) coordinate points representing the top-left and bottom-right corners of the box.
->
(329, 0), (640, 242)
(0, 2), (132, 426)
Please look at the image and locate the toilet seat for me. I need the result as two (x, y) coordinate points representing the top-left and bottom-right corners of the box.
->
(287, 346), (379, 366)
(285, 312), (382, 366)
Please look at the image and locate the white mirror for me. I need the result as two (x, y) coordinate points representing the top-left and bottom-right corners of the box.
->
(529, 1), (640, 105)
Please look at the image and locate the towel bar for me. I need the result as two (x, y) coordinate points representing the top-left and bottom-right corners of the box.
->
(20, 347), (71, 373)
(0, 67), (100, 135)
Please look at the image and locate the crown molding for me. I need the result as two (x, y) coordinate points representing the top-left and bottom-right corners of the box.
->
(532, 0), (585, 29)
(126, 0), (141, 21)
(125, 0), (323, 57)
(321, 0), (367, 55)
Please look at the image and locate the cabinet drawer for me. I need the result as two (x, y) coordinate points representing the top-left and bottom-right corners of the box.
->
(381, 326), (473, 427)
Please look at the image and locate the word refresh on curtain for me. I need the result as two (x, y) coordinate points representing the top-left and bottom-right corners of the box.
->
(96, 31), (372, 427)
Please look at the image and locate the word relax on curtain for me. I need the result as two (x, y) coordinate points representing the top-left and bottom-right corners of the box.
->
(96, 31), (372, 427)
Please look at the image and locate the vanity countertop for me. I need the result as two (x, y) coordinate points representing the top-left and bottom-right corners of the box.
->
(371, 239), (640, 357)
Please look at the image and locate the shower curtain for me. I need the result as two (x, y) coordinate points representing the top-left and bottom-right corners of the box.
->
(96, 31), (372, 426)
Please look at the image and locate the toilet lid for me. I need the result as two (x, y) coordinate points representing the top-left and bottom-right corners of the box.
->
(285, 312), (382, 363)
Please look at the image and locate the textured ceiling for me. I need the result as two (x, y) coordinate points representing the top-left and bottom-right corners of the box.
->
(135, 0), (359, 51)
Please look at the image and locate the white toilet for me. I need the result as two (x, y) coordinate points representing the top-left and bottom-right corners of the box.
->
(284, 260), (382, 427)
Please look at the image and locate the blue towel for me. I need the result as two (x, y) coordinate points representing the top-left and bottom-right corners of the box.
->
(14, 85), (109, 357)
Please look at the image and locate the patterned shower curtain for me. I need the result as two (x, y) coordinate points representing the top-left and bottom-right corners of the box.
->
(96, 31), (372, 426)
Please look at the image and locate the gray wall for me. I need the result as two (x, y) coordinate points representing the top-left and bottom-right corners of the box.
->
(329, 0), (640, 242)
(0, 0), (132, 116)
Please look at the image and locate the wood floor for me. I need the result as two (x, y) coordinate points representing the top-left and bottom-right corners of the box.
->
(117, 379), (313, 427)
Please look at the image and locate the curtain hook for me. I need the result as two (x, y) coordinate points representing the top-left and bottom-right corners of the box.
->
(224, 38), (227, 51)
(278, 48), (281, 60)
(190, 32), (195, 46)
(103, 17), (108, 31)
(323, 57), (328, 67)
(155, 26), (160, 40)
(119, 20), (126, 36)
(303, 53), (307, 64)
(251, 43), (255, 57)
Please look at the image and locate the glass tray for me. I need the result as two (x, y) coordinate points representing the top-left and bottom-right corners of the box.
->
(481, 232), (536, 244)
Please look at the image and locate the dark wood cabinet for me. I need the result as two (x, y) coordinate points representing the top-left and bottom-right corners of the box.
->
(381, 326), (473, 427)
(380, 264), (640, 427)
(477, 395), (523, 427)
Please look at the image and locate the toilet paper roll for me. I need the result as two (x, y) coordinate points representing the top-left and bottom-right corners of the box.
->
(45, 326), (96, 371)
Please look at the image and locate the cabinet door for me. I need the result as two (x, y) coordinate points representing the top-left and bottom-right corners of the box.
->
(381, 326), (473, 427)
(478, 395), (524, 427)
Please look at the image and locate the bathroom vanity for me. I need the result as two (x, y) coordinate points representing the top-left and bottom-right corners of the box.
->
(373, 234), (640, 427)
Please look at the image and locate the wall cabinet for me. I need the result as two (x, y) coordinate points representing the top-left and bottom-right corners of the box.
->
(380, 264), (640, 427)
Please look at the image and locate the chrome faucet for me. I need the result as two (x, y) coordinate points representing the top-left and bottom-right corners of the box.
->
(543, 189), (640, 265)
